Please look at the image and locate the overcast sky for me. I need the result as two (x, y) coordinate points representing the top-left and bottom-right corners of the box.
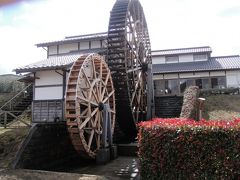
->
(0, 0), (240, 74)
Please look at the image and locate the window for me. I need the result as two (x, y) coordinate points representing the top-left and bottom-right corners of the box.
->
(193, 53), (208, 61)
(196, 79), (202, 89)
(180, 79), (195, 93)
(202, 79), (210, 89)
(211, 77), (226, 89)
(165, 55), (179, 63)
(165, 79), (178, 95)
(180, 79), (187, 93)
(154, 80), (165, 96)
(195, 78), (210, 89)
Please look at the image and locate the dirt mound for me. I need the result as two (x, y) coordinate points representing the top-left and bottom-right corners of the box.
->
(0, 112), (31, 168)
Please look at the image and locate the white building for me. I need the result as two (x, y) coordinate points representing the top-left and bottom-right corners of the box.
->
(15, 33), (240, 121)
(152, 46), (240, 96)
(15, 32), (108, 122)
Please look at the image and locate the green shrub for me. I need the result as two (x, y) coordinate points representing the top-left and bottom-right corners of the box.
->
(0, 74), (24, 93)
(138, 118), (240, 179)
(200, 87), (239, 96)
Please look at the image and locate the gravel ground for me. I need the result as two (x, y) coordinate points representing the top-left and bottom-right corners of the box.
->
(0, 156), (140, 180)
(0, 169), (107, 180)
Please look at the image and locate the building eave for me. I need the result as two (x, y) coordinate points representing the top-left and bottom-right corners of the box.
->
(153, 68), (240, 75)
(36, 32), (108, 47)
(14, 65), (71, 74)
(152, 46), (212, 56)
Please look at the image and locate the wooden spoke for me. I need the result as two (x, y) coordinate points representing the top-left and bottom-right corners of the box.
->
(77, 96), (98, 107)
(88, 130), (94, 149)
(65, 54), (115, 159)
(126, 67), (142, 73)
(99, 60), (103, 98)
(109, 109), (116, 114)
(130, 71), (142, 106)
(101, 70), (110, 100)
(78, 108), (98, 130)
(81, 69), (91, 86)
(81, 69), (99, 103)
(79, 108), (88, 119)
(102, 90), (115, 104)
(92, 58), (96, 79)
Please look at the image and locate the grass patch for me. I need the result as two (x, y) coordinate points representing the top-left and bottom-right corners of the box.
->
(202, 94), (240, 120)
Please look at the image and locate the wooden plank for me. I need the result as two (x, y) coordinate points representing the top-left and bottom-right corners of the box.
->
(65, 106), (75, 110)
(67, 121), (78, 126)
(6, 111), (17, 119)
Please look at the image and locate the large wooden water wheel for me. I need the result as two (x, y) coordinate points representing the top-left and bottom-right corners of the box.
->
(65, 54), (115, 158)
(107, 0), (152, 142)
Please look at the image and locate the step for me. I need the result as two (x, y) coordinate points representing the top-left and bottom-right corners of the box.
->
(109, 19), (126, 24)
(117, 142), (138, 156)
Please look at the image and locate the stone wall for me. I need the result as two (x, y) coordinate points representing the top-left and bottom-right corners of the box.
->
(155, 96), (183, 118)
(12, 123), (84, 170)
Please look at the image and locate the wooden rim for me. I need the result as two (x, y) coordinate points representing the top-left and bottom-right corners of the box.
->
(65, 54), (115, 158)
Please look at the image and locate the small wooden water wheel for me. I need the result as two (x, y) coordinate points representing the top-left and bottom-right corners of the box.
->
(65, 54), (115, 158)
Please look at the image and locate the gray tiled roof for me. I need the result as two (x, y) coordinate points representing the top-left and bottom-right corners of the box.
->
(14, 54), (81, 73)
(36, 32), (107, 47)
(152, 46), (212, 56)
(153, 55), (240, 74)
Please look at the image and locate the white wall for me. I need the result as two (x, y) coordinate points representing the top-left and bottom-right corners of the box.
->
(153, 74), (163, 80)
(152, 54), (194, 64)
(210, 71), (225, 76)
(152, 56), (165, 64)
(194, 72), (209, 77)
(35, 87), (63, 100)
(179, 73), (194, 78)
(179, 54), (193, 63)
(152, 53), (208, 64)
(91, 40), (101, 49)
(226, 70), (240, 88)
(35, 71), (63, 86)
(80, 41), (90, 50)
(164, 73), (178, 79)
(102, 40), (107, 48)
(162, 72), (209, 79)
(35, 70), (63, 100)
(59, 43), (78, 54)
(158, 71), (228, 79)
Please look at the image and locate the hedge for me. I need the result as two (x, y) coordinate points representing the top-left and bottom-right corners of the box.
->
(138, 118), (240, 179)
(200, 87), (240, 96)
